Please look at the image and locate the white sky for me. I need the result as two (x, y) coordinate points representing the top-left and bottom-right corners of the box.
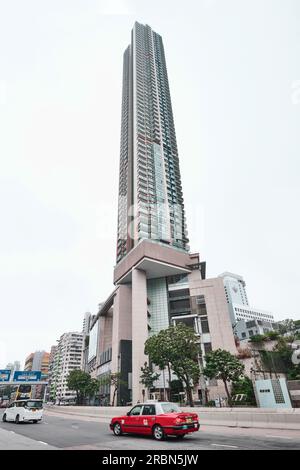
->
(0, 0), (299, 368)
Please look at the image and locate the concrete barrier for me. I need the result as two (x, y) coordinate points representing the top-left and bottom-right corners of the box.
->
(46, 405), (300, 431)
(191, 407), (300, 430)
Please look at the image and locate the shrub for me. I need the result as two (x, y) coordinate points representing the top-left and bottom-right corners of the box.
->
(249, 334), (266, 343)
(205, 400), (216, 407)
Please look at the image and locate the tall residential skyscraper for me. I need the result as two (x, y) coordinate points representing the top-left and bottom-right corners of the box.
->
(84, 23), (237, 406)
(117, 22), (189, 263)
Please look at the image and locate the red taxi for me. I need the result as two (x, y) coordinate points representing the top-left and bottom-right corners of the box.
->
(110, 401), (200, 441)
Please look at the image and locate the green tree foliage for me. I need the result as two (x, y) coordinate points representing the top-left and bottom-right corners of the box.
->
(231, 376), (256, 406)
(139, 362), (160, 395)
(272, 337), (300, 379)
(203, 349), (244, 405)
(265, 331), (280, 341)
(66, 369), (97, 405)
(249, 334), (267, 343)
(100, 372), (127, 406)
(169, 379), (184, 402)
(145, 323), (201, 406)
(274, 336), (293, 366)
(85, 378), (101, 399)
(278, 319), (296, 335)
(0, 385), (13, 399)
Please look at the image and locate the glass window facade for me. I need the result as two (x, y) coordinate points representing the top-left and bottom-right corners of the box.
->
(147, 278), (170, 335)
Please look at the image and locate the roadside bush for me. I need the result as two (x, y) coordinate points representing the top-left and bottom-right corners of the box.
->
(205, 400), (216, 407)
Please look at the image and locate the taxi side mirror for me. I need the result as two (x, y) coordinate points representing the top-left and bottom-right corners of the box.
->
(126, 412), (130, 416)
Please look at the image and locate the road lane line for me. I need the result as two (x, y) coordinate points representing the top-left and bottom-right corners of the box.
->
(38, 441), (48, 445)
(10, 431), (15, 434)
(266, 435), (293, 440)
(211, 443), (238, 449)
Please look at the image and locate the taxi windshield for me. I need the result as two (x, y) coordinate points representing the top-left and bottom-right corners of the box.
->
(25, 401), (43, 409)
(161, 403), (181, 413)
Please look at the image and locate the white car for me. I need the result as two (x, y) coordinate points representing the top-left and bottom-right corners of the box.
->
(2, 399), (43, 424)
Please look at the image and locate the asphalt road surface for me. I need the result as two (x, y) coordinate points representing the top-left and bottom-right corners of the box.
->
(1, 410), (300, 450)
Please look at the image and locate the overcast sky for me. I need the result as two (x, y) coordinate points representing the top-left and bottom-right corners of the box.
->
(0, 0), (299, 368)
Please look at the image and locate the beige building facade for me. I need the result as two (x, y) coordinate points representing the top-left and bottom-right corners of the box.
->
(86, 239), (237, 405)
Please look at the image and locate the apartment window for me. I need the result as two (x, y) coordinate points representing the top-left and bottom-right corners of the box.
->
(169, 299), (190, 312)
(204, 343), (212, 354)
(168, 289), (189, 298)
(201, 318), (210, 334)
(174, 316), (195, 330)
(190, 295), (207, 316)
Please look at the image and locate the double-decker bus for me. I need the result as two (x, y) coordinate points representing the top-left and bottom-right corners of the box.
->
(16, 385), (32, 400)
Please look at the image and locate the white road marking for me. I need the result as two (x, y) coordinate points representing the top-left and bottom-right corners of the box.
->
(266, 435), (293, 440)
(211, 443), (238, 449)
(38, 441), (48, 445)
(10, 431), (15, 434)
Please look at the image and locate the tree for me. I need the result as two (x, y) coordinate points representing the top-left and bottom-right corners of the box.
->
(85, 378), (100, 402)
(139, 362), (160, 399)
(265, 331), (280, 341)
(203, 349), (245, 406)
(294, 320), (300, 329)
(0, 385), (13, 399)
(145, 323), (201, 406)
(249, 334), (267, 343)
(273, 336), (294, 365)
(231, 376), (256, 406)
(100, 373), (127, 406)
(144, 332), (172, 396)
(169, 379), (184, 402)
(278, 319), (295, 335)
(66, 370), (91, 405)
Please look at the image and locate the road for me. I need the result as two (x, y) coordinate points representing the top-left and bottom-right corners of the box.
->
(1, 409), (300, 450)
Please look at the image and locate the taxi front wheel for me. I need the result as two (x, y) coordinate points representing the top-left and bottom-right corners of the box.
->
(113, 422), (123, 436)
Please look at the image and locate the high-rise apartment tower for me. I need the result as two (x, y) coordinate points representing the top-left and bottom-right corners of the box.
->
(85, 23), (237, 405)
(117, 22), (189, 263)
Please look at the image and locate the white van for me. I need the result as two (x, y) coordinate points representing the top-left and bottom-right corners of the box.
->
(2, 400), (43, 424)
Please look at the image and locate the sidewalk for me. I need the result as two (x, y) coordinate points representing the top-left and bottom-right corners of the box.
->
(0, 428), (57, 450)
